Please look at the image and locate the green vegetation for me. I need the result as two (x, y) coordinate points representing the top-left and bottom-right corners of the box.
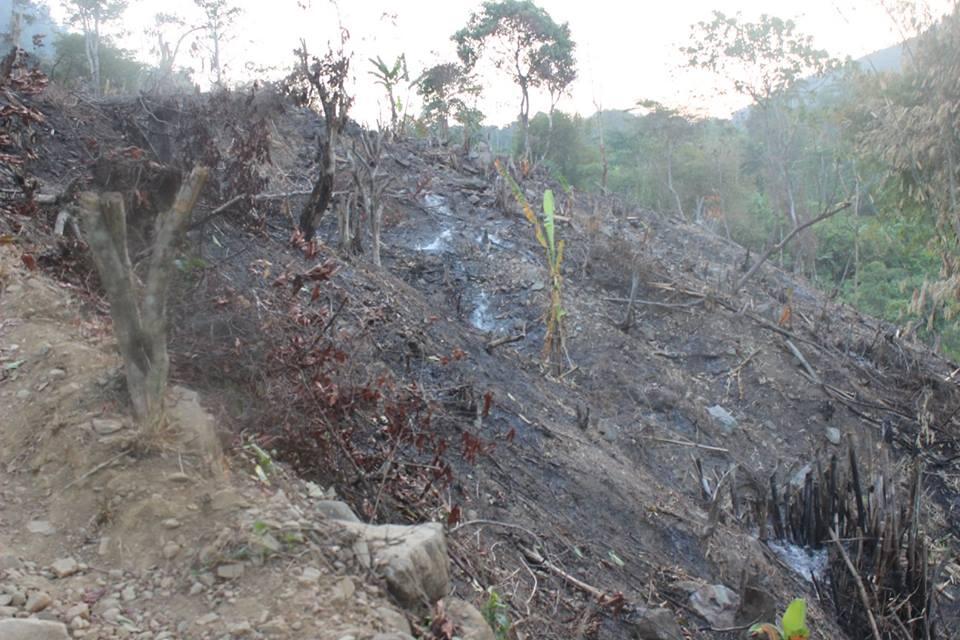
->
(749, 598), (810, 639)
(480, 588), (511, 640)
(483, 6), (960, 359)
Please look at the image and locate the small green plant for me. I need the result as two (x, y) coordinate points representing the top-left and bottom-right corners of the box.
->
(749, 598), (810, 640)
(243, 441), (274, 485)
(480, 588), (511, 640)
(495, 160), (568, 374)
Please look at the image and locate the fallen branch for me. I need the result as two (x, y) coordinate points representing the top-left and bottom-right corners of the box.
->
(785, 339), (822, 384)
(733, 201), (851, 293)
(519, 544), (608, 601)
(60, 449), (130, 493)
(485, 333), (525, 353)
(602, 296), (703, 310)
(189, 190), (314, 230)
(450, 519), (541, 542)
(829, 527), (883, 640)
(641, 436), (729, 453)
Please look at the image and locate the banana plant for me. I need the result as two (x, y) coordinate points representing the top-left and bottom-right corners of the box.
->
(495, 160), (567, 374)
(750, 598), (810, 640)
(368, 54), (409, 136)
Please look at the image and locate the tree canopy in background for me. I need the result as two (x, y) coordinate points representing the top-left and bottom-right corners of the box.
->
(453, 0), (575, 162)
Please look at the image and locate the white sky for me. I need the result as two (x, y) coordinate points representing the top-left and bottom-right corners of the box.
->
(55, 0), (954, 125)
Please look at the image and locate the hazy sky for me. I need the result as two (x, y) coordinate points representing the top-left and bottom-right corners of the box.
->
(73, 0), (952, 124)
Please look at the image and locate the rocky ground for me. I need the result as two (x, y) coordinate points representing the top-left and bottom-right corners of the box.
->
(0, 247), (493, 639)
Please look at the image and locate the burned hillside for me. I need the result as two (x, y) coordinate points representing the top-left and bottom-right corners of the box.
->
(3, 38), (960, 640)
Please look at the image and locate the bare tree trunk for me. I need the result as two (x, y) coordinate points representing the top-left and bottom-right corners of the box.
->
(349, 132), (389, 268)
(83, 16), (101, 97)
(300, 136), (335, 241)
(79, 167), (209, 435)
(520, 84), (530, 164)
(667, 141), (684, 220)
(370, 202), (383, 268)
(211, 25), (222, 87)
(853, 167), (861, 293)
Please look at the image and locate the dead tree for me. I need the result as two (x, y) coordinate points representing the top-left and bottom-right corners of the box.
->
(79, 167), (209, 435)
(293, 38), (352, 242)
(335, 191), (361, 254)
(349, 131), (392, 268)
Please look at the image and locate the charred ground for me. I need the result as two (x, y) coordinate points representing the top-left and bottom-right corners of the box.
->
(4, 75), (960, 640)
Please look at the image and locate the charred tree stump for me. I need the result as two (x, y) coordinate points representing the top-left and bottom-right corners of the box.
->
(79, 166), (209, 436)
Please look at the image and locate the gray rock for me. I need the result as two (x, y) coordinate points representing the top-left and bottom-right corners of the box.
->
(195, 612), (219, 626)
(345, 522), (449, 609)
(27, 520), (56, 535)
(25, 590), (53, 612)
(0, 619), (70, 640)
(50, 557), (79, 578)
(92, 418), (125, 435)
(443, 598), (495, 640)
(371, 635), (415, 640)
(0, 594), (11, 606)
(825, 426), (842, 445)
(297, 567), (322, 585)
(64, 602), (90, 620)
(376, 606), (411, 635)
(627, 607), (684, 640)
(330, 576), (355, 603)
(217, 563), (245, 580)
(689, 584), (740, 628)
(227, 621), (254, 636)
(162, 541), (180, 559)
(707, 405), (737, 433)
(254, 532), (282, 553)
(0, 554), (22, 569)
(314, 500), (359, 522)
(48, 368), (67, 380)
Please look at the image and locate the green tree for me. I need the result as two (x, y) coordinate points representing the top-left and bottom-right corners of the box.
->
(61, 0), (128, 96)
(684, 11), (837, 274)
(416, 62), (478, 144)
(858, 5), (960, 332)
(453, 0), (575, 162)
(50, 31), (145, 93)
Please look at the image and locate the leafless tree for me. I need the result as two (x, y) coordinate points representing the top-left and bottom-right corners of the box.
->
(290, 34), (352, 242)
(349, 131), (392, 268)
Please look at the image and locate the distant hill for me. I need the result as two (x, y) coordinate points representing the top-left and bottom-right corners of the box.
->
(857, 41), (906, 74)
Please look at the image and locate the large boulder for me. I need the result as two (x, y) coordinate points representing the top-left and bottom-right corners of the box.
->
(0, 619), (70, 640)
(341, 521), (449, 609)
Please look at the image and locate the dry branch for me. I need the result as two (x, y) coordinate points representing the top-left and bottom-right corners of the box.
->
(733, 201), (851, 293)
